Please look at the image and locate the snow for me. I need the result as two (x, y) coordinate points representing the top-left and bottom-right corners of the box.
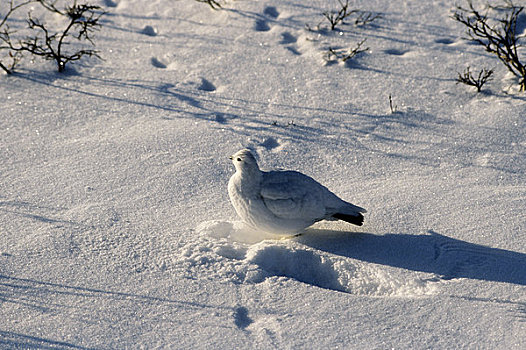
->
(1, 0), (525, 348)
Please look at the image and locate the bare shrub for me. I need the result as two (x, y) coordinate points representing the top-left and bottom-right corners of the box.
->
(354, 11), (382, 27)
(324, 39), (369, 63)
(1, 0), (105, 73)
(456, 66), (494, 92)
(323, 0), (358, 30)
(452, 0), (526, 91)
(316, 0), (380, 31)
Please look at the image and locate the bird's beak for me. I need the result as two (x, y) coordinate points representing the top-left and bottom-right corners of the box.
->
(229, 156), (233, 160)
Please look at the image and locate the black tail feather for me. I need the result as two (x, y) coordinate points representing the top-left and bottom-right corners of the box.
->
(332, 212), (364, 226)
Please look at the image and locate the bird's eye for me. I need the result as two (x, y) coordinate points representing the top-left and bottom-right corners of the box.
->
(237, 157), (242, 161)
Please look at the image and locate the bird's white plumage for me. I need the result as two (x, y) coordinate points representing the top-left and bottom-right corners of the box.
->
(228, 149), (366, 235)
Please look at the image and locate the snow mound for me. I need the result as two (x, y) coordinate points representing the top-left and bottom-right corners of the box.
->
(140, 25), (158, 36)
(195, 220), (283, 244)
(183, 221), (440, 296)
(244, 240), (438, 296)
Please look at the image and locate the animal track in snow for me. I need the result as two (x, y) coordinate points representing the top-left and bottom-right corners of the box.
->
(246, 136), (287, 153)
(198, 78), (216, 92)
(253, 7), (304, 57)
(383, 48), (421, 58)
(254, 19), (271, 32)
(263, 6), (279, 18)
(178, 76), (221, 94)
(434, 38), (456, 45)
(140, 25), (158, 36)
(254, 6), (280, 32)
(285, 46), (301, 56)
(259, 137), (281, 151)
(150, 57), (167, 69)
(384, 48), (409, 56)
(103, 0), (118, 7)
(279, 31), (304, 56)
(280, 32), (297, 44)
(233, 306), (253, 330)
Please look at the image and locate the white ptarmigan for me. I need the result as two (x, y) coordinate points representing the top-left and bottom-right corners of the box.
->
(228, 149), (367, 235)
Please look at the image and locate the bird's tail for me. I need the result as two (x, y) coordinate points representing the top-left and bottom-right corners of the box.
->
(332, 212), (364, 226)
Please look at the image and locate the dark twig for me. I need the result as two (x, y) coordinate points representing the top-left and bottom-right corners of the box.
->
(325, 39), (369, 62)
(354, 11), (382, 27)
(389, 94), (397, 114)
(194, 0), (222, 10)
(22, 1), (104, 72)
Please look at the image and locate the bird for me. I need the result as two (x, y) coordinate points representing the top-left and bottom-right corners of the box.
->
(228, 149), (367, 235)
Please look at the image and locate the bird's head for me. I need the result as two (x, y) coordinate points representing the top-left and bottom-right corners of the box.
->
(229, 149), (260, 173)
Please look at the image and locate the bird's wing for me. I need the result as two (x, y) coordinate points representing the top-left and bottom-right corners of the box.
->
(260, 171), (326, 220)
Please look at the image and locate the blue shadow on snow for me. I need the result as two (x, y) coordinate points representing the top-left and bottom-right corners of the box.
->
(298, 229), (526, 286)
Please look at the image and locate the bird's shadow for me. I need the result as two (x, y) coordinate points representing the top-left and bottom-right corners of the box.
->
(296, 229), (526, 286)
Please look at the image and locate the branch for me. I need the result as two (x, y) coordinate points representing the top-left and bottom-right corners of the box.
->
(325, 39), (369, 62)
(1, 0), (38, 28)
(323, 0), (358, 30)
(0, 1), (40, 73)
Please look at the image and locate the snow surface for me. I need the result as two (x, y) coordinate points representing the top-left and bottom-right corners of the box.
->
(1, 0), (525, 348)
